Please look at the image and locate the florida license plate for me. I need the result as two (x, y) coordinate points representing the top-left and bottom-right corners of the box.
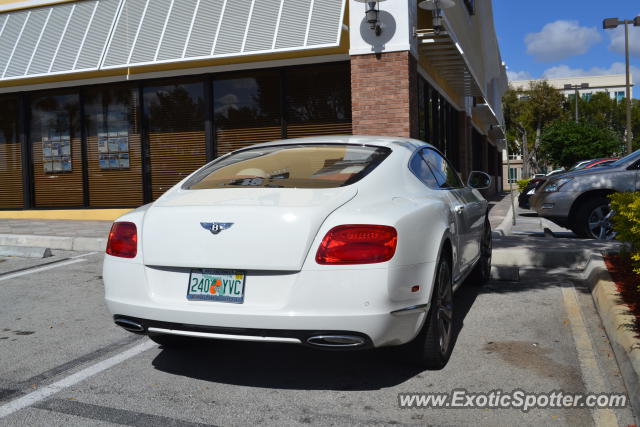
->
(187, 269), (245, 303)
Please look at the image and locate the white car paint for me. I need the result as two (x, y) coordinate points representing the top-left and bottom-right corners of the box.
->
(103, 135), (488, 348)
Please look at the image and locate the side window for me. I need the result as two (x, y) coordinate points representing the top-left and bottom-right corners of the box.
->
(409, 150), (438, 189)
(421, 149), (464, 189)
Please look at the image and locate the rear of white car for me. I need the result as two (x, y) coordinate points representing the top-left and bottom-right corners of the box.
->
(104, 138), (451, 353)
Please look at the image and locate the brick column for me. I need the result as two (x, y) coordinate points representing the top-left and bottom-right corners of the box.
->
(351, 51), (419, 138)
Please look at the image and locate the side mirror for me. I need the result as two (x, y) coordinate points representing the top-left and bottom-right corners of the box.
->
(467, 171), (492, 190)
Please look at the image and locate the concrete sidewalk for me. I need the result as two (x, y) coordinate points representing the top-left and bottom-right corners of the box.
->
(0, 219), (112, 252)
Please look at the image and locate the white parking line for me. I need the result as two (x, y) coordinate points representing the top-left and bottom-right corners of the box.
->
(0, 340), (157, 419)
(0, 259), (87, 282)
(70, 252), (99, 259)
(561, 283), (618, 427)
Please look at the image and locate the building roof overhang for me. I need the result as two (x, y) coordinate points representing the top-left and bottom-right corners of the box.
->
(416, 29), (483, 99)
(0, 0), (347, 87)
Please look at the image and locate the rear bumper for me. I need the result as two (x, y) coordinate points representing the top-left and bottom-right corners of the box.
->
(104, 256), (436, 348)
(107, 301), (427, 348)
(113, 315), (376, 349)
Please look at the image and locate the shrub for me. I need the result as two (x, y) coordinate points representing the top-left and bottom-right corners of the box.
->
(609, 192), (640, 275)
(516, 179), (531, 193)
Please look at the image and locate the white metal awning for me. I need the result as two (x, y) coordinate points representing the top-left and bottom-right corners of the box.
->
(417, 31), (483, 98)
(0, 0), (346, 82)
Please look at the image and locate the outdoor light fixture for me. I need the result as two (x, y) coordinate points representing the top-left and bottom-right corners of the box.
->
(355, 0), (387, 36)
(602, 15), (640, 154)
(564, 83), (590, 123)
(418, 0), (456, 35)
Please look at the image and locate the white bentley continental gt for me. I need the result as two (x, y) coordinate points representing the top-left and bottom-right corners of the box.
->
(104, 136), (492, 369)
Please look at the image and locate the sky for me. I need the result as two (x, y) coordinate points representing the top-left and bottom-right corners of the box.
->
(493, 0), (639, 94)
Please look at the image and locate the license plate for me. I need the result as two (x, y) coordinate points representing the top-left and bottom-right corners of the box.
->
(187, 269), (245, 303)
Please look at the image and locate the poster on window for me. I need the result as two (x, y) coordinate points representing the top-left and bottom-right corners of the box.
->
(98, 130), (130, 170)
(42, 138), (72, 173)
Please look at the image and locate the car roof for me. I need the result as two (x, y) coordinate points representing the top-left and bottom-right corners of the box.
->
(245, 135), (429, 151)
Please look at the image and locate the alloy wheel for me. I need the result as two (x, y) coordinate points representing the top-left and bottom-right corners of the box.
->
(481, 225), (492, 279)
(587, 204), (615, 240)
(436, 262), (453, 355)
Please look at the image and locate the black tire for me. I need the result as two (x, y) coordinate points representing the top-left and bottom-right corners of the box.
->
(467, 219), (492, 286)
(573, 196), (612, 239)
(407, 255), (454, 370)
(148, 333), (193, 348)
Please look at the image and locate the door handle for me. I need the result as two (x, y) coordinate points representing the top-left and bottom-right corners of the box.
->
(454, 205), (465, 214)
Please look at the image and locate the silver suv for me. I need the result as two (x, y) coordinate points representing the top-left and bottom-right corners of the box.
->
(530, 149), (640, 239)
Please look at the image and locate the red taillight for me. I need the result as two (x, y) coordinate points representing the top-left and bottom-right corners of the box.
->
(316, 225), (398, 265)
(106, 222), (137, 258)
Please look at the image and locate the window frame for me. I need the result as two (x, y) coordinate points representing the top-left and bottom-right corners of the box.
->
(409, 146), (464, 190)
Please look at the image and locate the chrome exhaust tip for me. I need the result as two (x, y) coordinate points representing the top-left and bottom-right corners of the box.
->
(114, 318), (145, 333)
(306, 335), (366, 348)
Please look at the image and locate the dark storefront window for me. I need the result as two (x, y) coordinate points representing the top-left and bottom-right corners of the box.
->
(0, 97), (23, 209)
(285, 63), (352, 138)
(30, 92), (83, 207)
(84, 85), (142, 207)
(214, 71), (282, 156)
(472, 128), (484, 172)
(418, 79), (426, 142)
(0, 62), (354, 209)
(419, 76), (460, 170)
(144, 81), (207, 200)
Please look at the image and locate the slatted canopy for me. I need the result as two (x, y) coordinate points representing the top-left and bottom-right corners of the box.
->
(0, 0), (346, 82)
(418, 32), (483, 98)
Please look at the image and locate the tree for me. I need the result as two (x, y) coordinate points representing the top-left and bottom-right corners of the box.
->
(502, 81), (566, 175)
(539, 120), (622, 169)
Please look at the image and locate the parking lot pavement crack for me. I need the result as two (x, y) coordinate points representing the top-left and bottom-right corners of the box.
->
(34, 398), (217, 427)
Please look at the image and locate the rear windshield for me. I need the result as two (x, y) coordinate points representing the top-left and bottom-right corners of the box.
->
(183, 144), (392, 190)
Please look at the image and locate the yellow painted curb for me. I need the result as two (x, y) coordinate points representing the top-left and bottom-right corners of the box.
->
(0, 209), (132, 221)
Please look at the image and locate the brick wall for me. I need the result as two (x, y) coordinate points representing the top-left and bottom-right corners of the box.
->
(351, 51), (419, 138)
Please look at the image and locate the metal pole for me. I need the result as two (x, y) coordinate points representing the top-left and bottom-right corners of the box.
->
(624, 20), (633, 154)
(505, 140), (516, 226)
(575, 87), (579, 123)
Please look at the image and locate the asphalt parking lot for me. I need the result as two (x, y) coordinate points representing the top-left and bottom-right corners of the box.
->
(0, 251), (635, 426)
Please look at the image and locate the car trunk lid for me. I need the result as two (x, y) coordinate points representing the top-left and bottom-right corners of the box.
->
(141, 187), (357, 271)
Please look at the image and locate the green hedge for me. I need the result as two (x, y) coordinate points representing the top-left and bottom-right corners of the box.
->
(609, 192), (640, 275)
(516, 179), (531, 193)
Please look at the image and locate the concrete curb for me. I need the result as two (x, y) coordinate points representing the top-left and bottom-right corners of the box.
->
(495, 205), (514, 236)
(494, 192), (517, 237)
(0, 245), (52, 258)
(585, 254), (640, 419)
(493, 247), (592, 269)
(0, 234), (106, 252)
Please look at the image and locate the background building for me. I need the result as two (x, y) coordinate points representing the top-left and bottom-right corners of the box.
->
(502, 151), (524, 190)
(0, 0), (507, 210)
(511, 74), (632, 102)
(504, 74), (633, 185)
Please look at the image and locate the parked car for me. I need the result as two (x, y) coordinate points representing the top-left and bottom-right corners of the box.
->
(518, 178), (545, 209)
(103, 136), (493, 369)
(519, 158), (620, 209)
(586, 158), (619, 169)
(567, 159), (595, 171)
(530, 150), (640, 239)
(546, 168), (565, 177)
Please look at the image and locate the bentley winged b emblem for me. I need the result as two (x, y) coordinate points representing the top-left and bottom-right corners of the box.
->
(200, 222), (234, 235)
